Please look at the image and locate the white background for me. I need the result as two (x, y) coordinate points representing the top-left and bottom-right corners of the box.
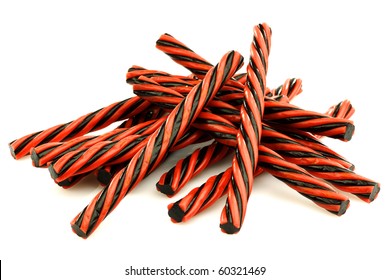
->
(1, 1), (389, 279)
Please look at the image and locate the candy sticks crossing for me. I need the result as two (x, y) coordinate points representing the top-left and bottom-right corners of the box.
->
(8, 23), (380, 238)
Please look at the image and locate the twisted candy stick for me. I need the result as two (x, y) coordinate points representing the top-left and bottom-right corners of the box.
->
(41, 119), (165, 186)
(31, 119), (163, 168)
(315, 99), (355, 139)
(9, 97), (150, 159)
(155, 33), (214, 78)
(70, 50), (244, 238)
(49, 135), (148, 182)
(325, 99), (355, 120)
(134, 75), (242, 124)
(264, 100), (354, 141)
(155, 33), (245, 96)
(258, 146), (350, 214)
(31, 136), (95, 167)
(148, 75), (199, 94)
(126, 66), (199, 91)
(168, 167), (234, 223)
(34, 113), (166, 186)
(260, 125), (379, 201)
(274, 127), (354, 170)
(267, 78), (303, 101)
(219, 23), (271, 234)
(168, 144), (350, 223)
(126, 66), (171, 84)
(127, 65), (245, 108)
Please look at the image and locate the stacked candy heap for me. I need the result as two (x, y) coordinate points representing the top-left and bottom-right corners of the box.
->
(9, 23), (380, 238)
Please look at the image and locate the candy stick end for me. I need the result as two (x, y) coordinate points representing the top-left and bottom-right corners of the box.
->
(357, 183), (381, 203)
(220, 222), (240, 234)
(71, 223), (88, 239)
(8, 142), (17, 159)
(344, 123), (355, 141)
(156, 183), (175, 197)
(354, 183), (380, 203)
(368, 183), (380, 202)
(48, 164), (59, 180)
(97, 169), (113, 186)
(30, 148), (41, 167)
(57, 179), (73, 188)
(337, 199), (350, 216)
(168, 202), (185, 223)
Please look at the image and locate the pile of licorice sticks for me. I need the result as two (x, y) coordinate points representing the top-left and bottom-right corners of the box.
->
(9, 23), (380, 238)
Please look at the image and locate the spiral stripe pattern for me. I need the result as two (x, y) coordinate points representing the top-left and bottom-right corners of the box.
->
(9, 97), (150, 159)
(220, 23), (271, 234)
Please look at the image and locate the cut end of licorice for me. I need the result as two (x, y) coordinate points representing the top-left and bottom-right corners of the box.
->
(57, 179), (73, 188)
(30, 149), (41, 167)
(369, 183), (381, 202)
(156, 183), (175, 197)
(168, 203), (185, 223)
(357, 183), (380, 203)
(8, 142), (17, 159)
(97, 169), (113, 186)
(344, 123), (355, 141)
(220, 223), (240, 234)
(71, 223), (88, 239)
(48, 164), (59, 180)
(335, 200), (350, 216)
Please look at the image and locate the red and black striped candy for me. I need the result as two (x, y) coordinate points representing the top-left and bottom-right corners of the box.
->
(220, 23), (271, 234)
(264, 99), (355, 141)
(9, 97), (150, 159)
(31, 119), (163, 168)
